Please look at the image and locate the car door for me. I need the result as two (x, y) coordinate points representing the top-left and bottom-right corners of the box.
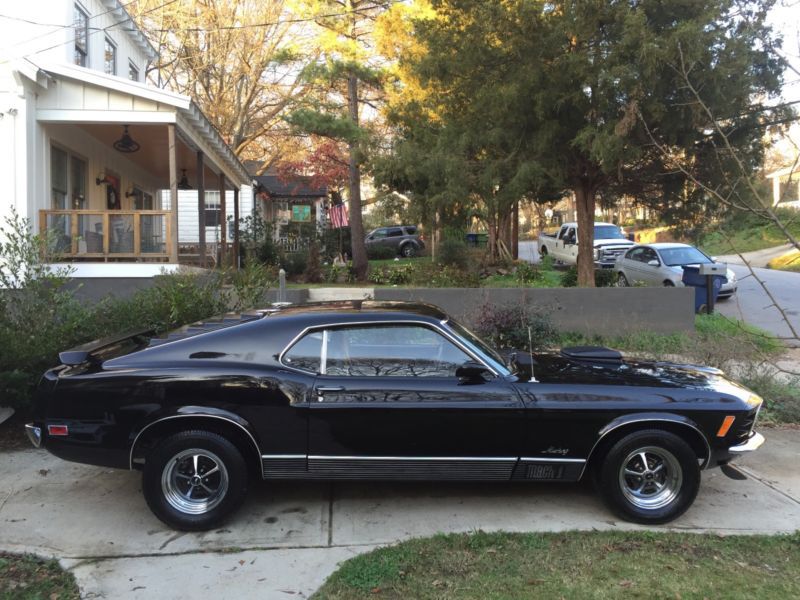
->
(286, 322), (525, 479)
(638, 247), (662, 285)
(624, 247), (647, 284)
(366, 228), (388, 249)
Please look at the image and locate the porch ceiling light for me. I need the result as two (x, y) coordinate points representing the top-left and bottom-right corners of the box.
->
(178, 169), (192, 190)
(113, 125), (140, 153)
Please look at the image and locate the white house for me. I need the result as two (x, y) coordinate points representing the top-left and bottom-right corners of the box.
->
(0, 1), (252, 277)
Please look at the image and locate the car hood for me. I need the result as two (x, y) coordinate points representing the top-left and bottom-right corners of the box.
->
(520, 351), (747, 392)
(593, 239), (635, 248)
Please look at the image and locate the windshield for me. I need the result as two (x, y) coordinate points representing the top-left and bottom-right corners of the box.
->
(594, 225), (626, 240)
(659, 247), (713, 266)
(445, 320), (511, 376)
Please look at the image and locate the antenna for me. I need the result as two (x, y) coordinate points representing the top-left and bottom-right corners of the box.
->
(527, 326), (538, 383)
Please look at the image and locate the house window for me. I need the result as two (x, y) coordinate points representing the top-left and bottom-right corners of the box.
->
(104, 37), (116, 75)
(50, 145), (87, 210)
(205, 192), (221, 227)
(130, 186), (153, 210)
(129, 61), (140, 82)
(73, 5), (88, 67)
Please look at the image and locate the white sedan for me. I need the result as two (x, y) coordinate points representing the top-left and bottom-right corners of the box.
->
(614, 243), (737, 299)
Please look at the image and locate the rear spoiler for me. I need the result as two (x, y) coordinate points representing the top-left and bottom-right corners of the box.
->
(59, 328), (155, 366)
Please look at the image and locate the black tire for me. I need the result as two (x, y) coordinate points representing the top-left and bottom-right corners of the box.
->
(663, 280), (675, 287)
(596, 429), (700, 524)
(617, 272), (629, 287)
(400, 243), (417, 258)
(540, 246), (548, 257)
(143, 430), (248, 531)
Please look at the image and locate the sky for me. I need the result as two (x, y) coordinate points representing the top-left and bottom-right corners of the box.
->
(769, 0), (800, 103)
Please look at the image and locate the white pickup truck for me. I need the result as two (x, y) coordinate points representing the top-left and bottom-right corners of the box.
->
(538, 222), (636, 268)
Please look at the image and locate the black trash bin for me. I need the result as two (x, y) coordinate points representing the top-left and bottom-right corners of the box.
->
(681, 265), (727, 314)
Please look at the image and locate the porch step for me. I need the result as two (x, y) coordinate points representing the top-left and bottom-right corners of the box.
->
(307, 288), (374, 302)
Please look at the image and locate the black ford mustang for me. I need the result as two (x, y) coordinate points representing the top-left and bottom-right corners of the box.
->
(27, 301), (764, 530)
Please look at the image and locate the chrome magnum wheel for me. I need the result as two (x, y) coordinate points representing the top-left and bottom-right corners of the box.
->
(617, 272), (629, 287)
(618, 446), (682, 510)
(598, 429), (700, 524)
(161, 448), (230, 515)
(143, 430), (248, 531)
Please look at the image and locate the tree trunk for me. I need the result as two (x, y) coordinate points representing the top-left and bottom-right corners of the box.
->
(574, 183), (597, 287)
(346, 73), (368, 280)
(512, 200), (519, 260)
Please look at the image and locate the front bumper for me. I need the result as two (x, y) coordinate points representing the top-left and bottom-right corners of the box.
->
(729, 431), (765, 453)
(25, 423), (42, 448)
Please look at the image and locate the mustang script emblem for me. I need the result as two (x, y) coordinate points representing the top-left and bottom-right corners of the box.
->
(543, 446), (570, 456)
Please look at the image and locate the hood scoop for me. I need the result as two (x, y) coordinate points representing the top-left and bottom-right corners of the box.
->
(560, 346), (623, 365)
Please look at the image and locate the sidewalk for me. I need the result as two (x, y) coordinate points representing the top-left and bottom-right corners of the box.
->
(1, 428), (798, 599)
(716, 243), (795, 268)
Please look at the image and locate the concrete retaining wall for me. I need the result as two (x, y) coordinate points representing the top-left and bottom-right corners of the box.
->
(374, 287), (695, 335)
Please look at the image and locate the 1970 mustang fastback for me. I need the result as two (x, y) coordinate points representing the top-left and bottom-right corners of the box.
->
(26, 301), (764, 530)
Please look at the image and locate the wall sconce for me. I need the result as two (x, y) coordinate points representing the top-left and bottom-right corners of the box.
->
(125, 185), (137, 198)
(96, 172), (111, 186)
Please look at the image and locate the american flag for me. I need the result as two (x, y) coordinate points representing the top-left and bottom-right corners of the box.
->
(329, 203), (349, 229)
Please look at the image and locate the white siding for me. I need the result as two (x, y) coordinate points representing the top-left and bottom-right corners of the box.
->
(160, 187), (255, 244)
(0, 1), (151, 78)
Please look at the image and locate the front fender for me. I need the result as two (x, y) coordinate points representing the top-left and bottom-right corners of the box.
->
(591, 412), (711, 468)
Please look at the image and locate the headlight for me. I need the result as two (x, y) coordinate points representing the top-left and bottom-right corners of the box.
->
(745, 393), (763, 408)
(726, 268), (736, 283)
(593, 248), (601, 260)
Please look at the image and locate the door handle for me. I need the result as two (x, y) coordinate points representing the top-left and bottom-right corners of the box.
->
(316, 386), (345, 393)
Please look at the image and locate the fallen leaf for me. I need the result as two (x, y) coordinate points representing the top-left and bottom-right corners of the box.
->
(619, 580), (634, 588)
(38, 469), (49, 477)
(370, 587), (381, 594)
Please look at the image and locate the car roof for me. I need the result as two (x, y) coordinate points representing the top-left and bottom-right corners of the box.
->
(644, 243), (694, 250)
(559, 222), (616, 227)
(265, 300), (448, 322)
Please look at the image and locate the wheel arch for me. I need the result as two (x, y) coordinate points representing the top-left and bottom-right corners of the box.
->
(583, 413), (710, 479)
(129, 411), (262, 476)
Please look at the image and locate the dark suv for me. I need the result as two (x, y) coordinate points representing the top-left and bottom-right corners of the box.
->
(365, 225), (425, 257)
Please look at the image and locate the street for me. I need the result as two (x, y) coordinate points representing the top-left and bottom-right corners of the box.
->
(519, 240), (800, 342)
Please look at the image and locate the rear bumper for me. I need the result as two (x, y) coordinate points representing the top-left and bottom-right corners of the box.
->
(25, 423), (42, 448)
(729, 431), (765, 453)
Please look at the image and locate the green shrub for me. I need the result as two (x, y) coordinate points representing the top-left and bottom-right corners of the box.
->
(539, 254), (555, 271)
(515, 261), (543, 285)
(366, 245), (397, 260)
(560, 266), (616, 287)
(368, 264), (416, 285)
(304, 242), (324, 283)
(437, 238), (469, 269)
(228, 262), (275, 310)
(472, 303), (557, 351)
(281, 252), (308, 277)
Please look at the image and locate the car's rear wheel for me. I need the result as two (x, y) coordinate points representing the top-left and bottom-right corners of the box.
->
(663, 280), (675, 287)
(400, 243), (417, 258)
(539, 246), (548, 257)
(616, 272), (629, 287)
(597, 429), (700, 524)
(143, 430), (248, 531)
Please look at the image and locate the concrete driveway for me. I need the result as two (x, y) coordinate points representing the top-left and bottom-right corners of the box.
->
(1, 429), (799, 599)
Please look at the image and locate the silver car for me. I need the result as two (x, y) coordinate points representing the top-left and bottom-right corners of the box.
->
(614, 243), (737, 299)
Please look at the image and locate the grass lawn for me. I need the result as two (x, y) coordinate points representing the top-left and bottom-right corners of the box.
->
(314, 530), (800, 599)
(0, 553), (79, 599)
(700, 218), (800, 256)
(768, 250), (800, 272)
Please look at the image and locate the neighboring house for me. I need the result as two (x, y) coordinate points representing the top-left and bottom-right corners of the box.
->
(0, 1), (251, 278)
(765, 165), (800, 209)
(253, 174), (328, 251)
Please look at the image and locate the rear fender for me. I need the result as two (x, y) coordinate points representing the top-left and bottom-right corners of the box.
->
(129, 406), (262, 470)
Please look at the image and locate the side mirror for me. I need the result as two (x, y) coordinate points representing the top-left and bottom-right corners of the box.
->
(455, 361), (489, 383)
(647, 259), (660, 267)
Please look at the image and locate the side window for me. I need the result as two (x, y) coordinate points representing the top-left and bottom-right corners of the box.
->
(283, 330), (323, 373)
(404, 226), (416, 235)
(326, 325), (471, 377)
(558, 226), (567, 240)
(628, 248), (644, 262)
(373, 229), (388, 239)
(387, 228), (403, 237)
(642, 248), (658, 264)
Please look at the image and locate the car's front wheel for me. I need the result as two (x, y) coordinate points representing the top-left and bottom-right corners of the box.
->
(597, 429), (700, 524)
(616, 272), (629, 287)
(143, 430), (248, 531)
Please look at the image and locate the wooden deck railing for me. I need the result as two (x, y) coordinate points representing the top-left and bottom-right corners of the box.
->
(39, 209), (172, 260)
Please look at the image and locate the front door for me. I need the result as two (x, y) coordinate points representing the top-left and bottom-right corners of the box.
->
(285, 322), (525, 480)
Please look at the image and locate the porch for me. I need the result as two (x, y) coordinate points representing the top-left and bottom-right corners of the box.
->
(32, 62), (251, 271)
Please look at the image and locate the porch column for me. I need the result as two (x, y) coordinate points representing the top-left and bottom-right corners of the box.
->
(219, 171), (227, 267)
(167, 124), (178, 262)
(197, 151), (206, 268)
(233, 187), (240, 269)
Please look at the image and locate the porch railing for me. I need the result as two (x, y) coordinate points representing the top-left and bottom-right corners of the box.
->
(39, 210), (172, 260)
